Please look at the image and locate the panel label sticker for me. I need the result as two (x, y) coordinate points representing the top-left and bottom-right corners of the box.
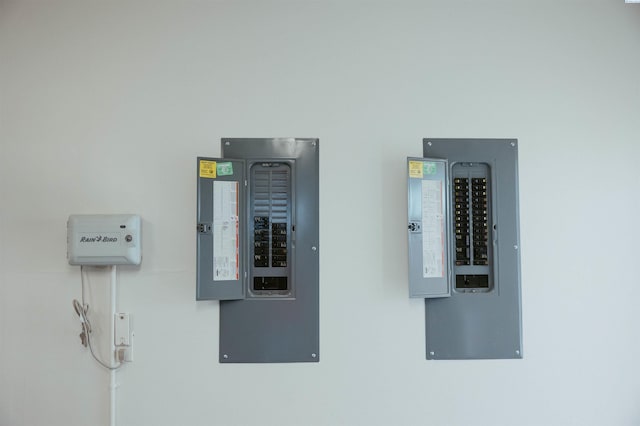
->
(423, 162), (437, 175)
(217, 162), (234, 176)
(200, 160), (217, 179)
(421, 179), (444, 278)
(213, 181), (239, 281)
(409, 161), (424, 178)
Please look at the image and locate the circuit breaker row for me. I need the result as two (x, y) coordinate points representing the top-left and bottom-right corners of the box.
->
(454, 177), (490, 266)
(454, 178), (471, 266)
(253, 216), (287, 268)
(471, 178), (489, 266)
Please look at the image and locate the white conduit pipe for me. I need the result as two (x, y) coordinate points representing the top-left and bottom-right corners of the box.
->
(110, 265), (117, 426)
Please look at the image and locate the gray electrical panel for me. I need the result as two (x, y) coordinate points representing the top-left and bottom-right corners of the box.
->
(197, 138), (319, 363)
(407, 139), (522, 360)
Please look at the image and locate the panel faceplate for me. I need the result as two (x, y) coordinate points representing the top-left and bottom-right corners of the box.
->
(220, 138), (319, 363)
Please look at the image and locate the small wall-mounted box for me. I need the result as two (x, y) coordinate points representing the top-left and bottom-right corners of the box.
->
(67, 214), (142, 266)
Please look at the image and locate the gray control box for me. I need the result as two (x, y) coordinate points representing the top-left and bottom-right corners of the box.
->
(408, 139), (522, 360)
(197, 138), (319, 363)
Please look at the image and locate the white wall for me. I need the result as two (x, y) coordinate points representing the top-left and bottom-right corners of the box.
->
(1, 0), (640, 425)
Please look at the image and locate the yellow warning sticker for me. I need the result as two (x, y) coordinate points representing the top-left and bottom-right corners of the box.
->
(199, 160), (217, 178)
(409, 161), (423, 178)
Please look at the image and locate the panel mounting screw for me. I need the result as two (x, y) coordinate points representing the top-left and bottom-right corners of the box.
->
(510, 142), (516, 147)
(312, 141), (317, 147)
(311, 246), (317, 252)
(427, 141), (432, 146)
(311, 353), (317, 358)
(429, 351), (435, 356)
(125, 234), (132, 242)
(514, 245), (518, 250)
(225, 141), (230, 146)
(515, 350), (521, 356)
(223, 354), (228, 359)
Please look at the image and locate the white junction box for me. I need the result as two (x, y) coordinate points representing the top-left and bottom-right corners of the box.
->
(115, 313), (131, 346)
(67, 214), (142, 265)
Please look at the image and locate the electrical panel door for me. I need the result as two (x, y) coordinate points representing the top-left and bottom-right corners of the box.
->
(196, 158), (245, 301)
(196, 138), (319, 363)
(407, 139), (522, 360)
(407, 158), (450, 298)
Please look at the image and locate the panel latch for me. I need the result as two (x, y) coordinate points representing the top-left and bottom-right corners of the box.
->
(197, 223), (211, 234)
(408, 222), (421, 232)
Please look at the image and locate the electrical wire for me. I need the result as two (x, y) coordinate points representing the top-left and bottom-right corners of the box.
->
(72, 265), (121, 371)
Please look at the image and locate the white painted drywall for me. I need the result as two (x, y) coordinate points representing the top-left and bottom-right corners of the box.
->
(1, 1), (640, 425)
